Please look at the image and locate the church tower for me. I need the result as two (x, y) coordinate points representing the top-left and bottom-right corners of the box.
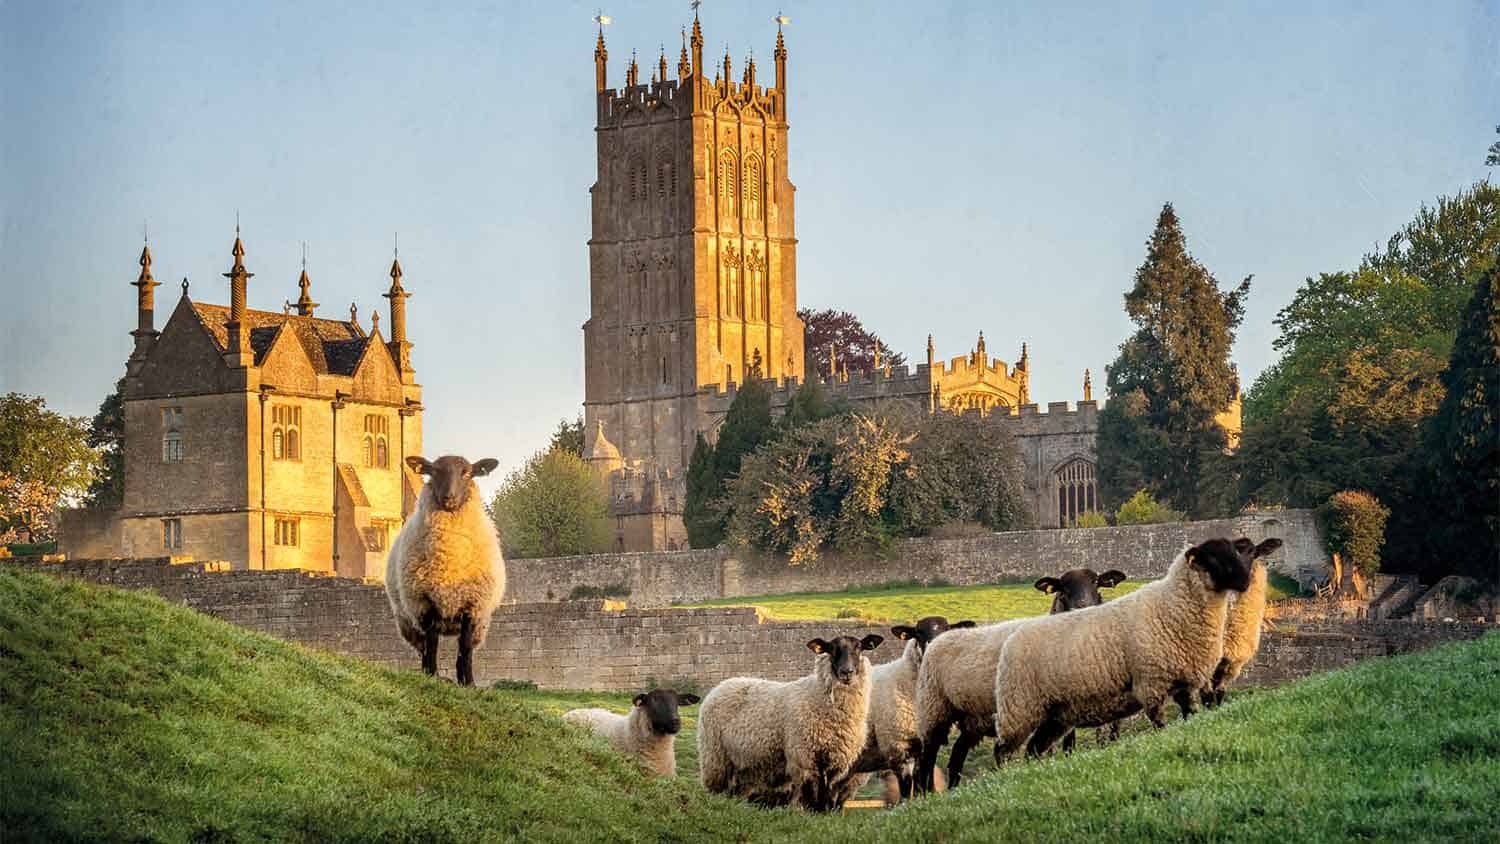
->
(583, 13), (804, 484)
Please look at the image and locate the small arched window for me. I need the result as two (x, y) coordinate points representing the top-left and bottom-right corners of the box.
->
(376, 437), (389, 469)
(362, 435), (373, 468)
(286, 428), (299, 460)
(272, 428), (284, 460)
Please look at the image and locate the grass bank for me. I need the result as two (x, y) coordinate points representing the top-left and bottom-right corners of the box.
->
(2, 567), (1494, 842)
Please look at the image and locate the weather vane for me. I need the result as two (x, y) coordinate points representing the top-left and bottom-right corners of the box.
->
(690, 0), (701, 13)
(593, 10), (612, 31)
(775, 11), (790, 29)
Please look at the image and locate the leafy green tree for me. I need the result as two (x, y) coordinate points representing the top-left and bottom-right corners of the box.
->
(0, 393), (97, 542)
(85, 380), (125, 507)
(778, 380), (849, 435)
(1412, 268), (1499, 581)
(548, 416), (584, 457)
(1113, 489), (1186, 526)
(1486, 125), (1499, 167)
(489, 449), (610, 559)
(1097, 204), (1249, 516)
(887, 409), (1027, 535)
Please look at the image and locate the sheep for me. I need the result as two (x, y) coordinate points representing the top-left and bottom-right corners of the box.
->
(1034, 568), (1128, 752)
(912, 617), (1030, 794)
(385, 454), (505, 686)
(562, 688), (701, 777)
(990, 538), (1266, 765)
(1201, 537), (1283, 708)
(847, 616), (976, 805)
(697, 633), (885, 812)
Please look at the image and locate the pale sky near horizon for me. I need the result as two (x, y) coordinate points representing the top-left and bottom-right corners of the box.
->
(1, 1), (1495, 490)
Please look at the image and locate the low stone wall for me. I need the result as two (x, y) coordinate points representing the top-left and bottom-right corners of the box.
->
(506, 509), (1328, 607)
(8, 555), (1487, 693)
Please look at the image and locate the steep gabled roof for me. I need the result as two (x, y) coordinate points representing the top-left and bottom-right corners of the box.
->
(190, 303), (369, 376)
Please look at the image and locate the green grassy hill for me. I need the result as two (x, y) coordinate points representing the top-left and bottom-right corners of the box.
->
(2, 567), (1496, 843)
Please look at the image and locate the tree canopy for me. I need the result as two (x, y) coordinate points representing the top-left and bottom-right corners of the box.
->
(489, 448), (610, 559)
(683, 378), (777, 548)
(1097, 203), (1249, 516)
(799, 308), (906, 378)
(548, 416), (585, 458)
(0, 393), (96, 542)
(85, 381), (125, 507)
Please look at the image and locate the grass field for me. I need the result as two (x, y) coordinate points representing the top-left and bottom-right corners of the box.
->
(3, 567), (1496, 843)
(679, 577), (1298, 623)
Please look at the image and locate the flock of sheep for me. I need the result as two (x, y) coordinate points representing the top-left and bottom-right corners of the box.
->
(384, 452), (1283, 813)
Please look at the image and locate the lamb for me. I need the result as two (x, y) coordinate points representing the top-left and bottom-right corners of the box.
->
(1201, 537), (1283, 708)
(912, 617), (1029, 794)
(384, 454), (506, 686)
(847, 616), (976, 805)
(990, 538), (1266, 764)
(697, 633), (884, 812)
(563, 688), (701, 777)
(1034, 568), (1128, 752)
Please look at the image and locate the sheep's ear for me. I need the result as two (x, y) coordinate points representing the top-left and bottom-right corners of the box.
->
(807, 639), (828, 654)
(405, 456), (433, 475)
(678, 693), (701, 706)
(860, 634), (885, 651)
(1254, 538), (1283, 558)
(1097, 570), (1127, 588)
(891, 625), (916, 641)
(471, 458), (499, 477)
(632, 694), (646, 707)
(1034, 577), (1060, 594)
(951, 620), (978, 629)
(1232, 537), (1255, 556)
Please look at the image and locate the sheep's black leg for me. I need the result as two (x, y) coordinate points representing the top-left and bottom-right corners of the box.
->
(1173, 687), (1197, 721)
(419, 606), (440, 676)
(898, 769), (913, 801)
(456, 611), (475, 687)
(1061, 729), (1077, 754)
(946, 729), (980, 790)
(915, 723), (949, 795)
(1026, 718), (1069, 758)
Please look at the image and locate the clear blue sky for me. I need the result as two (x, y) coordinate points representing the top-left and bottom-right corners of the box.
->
(2, 1), (1495, 488)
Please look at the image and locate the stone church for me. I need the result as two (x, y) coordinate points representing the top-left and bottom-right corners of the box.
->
(580, 14), (1240, 551)
(60, 235), (424, 576)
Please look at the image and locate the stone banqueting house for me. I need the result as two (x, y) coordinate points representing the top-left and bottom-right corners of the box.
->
(60, 235), (423, 576)
(581, 15), (1240, 551)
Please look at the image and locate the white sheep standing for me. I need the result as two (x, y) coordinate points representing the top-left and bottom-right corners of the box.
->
(697, 633), (884, 812)
(562, 688), (701, 777)
(847, 616), (975, 805)
(1033, 567), (1129, 752)
(1202, 537), (1283, 707)
(911, 618), (1029, 794)
(990, 538), (1265, 763)
(385, 454), (505, 686)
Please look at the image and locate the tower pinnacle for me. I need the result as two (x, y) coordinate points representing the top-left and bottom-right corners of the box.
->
(294, 243), (318, 317)
(128, 241), (162, 369)
(593, 18), (609, 92)
(222, 230), (254, 365)
(384, 251), (414, 379)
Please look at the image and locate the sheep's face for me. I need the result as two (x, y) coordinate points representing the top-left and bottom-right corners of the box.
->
(808, 634), (884, 685)
(1187, 539), (1255, 593)
(890, 616), (977, 654)
(633, 688), (700, 735)
(1232, 537), (1284, 570)
(406, 455), (499, 512)
(1034, 569), (1128, 613)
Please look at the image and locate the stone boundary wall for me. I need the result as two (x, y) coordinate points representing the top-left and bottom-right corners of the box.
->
(506, 509), (1327, 607)
(9, 555), (1488, 693)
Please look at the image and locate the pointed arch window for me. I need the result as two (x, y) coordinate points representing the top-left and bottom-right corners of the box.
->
(364, 415), (390, 469)
(271, 405), (301, 461)
(1055, 458), (1099, 527)
(718, 149), (738, 217)
(743, 155), (762, 220)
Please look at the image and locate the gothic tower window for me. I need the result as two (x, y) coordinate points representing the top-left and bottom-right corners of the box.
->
(1055, 458), (1099, 527)
(747, 248), (766, 320)
(657, 160), (673, 199)
(718, 149), (738, 217)
(744, 155), (762, 220)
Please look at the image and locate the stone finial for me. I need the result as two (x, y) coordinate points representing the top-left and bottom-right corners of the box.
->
(129, 242), (163, 366)
(626, 49), (639, 87)
(371, 309), (380, 333)
(774, 17), (788, 93)
(690, 11), (704, 75)
(722, 45), (732, 83)
(222, 229), (254, 360)
(1018, 342), (1029, 370)
(657, 45), (668, 86)
(1083, 368), (1093, 402)
(679, 29), (690, 78)
(873, 344), (881, 371)
(594, 30), (609, 92)
(350, 301), (360, 327)
(743, 49), (755, 88)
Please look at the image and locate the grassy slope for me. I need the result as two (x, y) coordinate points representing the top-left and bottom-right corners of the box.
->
(2, 568), (1496, 843)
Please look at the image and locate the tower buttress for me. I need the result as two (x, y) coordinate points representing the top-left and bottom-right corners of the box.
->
(222, 230), (254, 368)
(1083, 368), (1093, 402)
(678, 30), (691, 79)
(690, 14), (704, 78)
(128, 242), (161, 373)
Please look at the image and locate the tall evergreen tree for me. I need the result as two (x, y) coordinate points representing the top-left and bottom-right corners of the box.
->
(683, 380), (776, 548)
(85, 380), (125, 507)
(1415, 268), (1499, 581)
(1098, 204), (1249, 516)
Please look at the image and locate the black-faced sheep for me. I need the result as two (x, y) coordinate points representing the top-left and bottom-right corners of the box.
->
(697, 633), (884, 812)
(563, 688), (701, 777)
(991, 538), (1264, 765)
(385, 454), (505, 686)
(1034, 568), (1128, 752)
(1202, 537), (1283, 707)
(848, 616), (976, 804)
(912, 618), (1029, 793)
